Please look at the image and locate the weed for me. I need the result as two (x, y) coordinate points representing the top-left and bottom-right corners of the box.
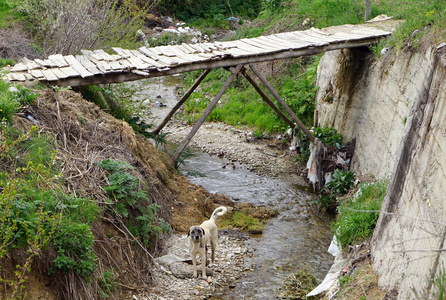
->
(0, 58), (14, 67)
(99, 270), (118, 298)
(339, 275), (351, 289)
(332, 179), (388, 249)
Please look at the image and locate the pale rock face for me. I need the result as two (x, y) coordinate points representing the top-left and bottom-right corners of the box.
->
(316, 44), (446, 299)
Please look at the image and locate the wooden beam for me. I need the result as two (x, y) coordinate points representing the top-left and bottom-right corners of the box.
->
(152, 69), (211, 135)
(172, 65), (243, 162)
(249, 64), (315, 142)
(240, 67), (295, 129)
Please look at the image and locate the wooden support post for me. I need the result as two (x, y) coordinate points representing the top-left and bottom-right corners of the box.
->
(172, 65), (243, 162)
(241, 67), (295, 129)
(152, 69), (211, 135)
(249, 64), (315, 143)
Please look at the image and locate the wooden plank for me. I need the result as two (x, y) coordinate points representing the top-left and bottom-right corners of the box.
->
(154, 45), (177, 57)
(138, 47), (161, 61)
(48, 54), (69, 67)
(181, 43), (199, 54)
(35, 59), (51, 68)
(41, 69), (59, 81)
(59, 66), (79, 77)
(213, 42), (236, 50)
(131, 70), (150, 76)
(280, 32), (327, 46)
(133, 49), (166, 68)
(94, 49), (115, 61)
(112, 47), (131, 58)
(127, 55), (151, 70)
(241, 38), (285, 51)
(256, 36), (295, 49)
(176, 44), (194, 54)
(29, 69), (45, 79)
(76, 55), (103, 75)
(10, 62), (28, 72)
(64, 55), (94, 78)
(231, 40), (272, 54)
(7, 72), (27, 81)
(51, 68), (69, 79)
(109, 60), (128, 70)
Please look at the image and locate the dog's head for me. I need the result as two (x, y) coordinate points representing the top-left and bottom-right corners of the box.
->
(188, 226), (205, 243)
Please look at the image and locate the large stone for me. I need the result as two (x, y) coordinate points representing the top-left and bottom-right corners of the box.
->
(169, 262), (214, 279)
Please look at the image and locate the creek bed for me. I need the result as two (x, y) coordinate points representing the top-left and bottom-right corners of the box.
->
(181, 152), (334, 299)
(127, 76), (335, 298)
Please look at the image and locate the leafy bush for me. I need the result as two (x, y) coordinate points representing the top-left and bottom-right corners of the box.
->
(52, 221), (96, 278)
(297, 126), (344, 161)
(312, 126), (343, 147)
(95, 159), (171, 245)
(332, 179), (388, 249)
(323, 169), (355, 196)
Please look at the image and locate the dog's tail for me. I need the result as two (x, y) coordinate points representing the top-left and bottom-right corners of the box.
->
(209, 206), (227, 222)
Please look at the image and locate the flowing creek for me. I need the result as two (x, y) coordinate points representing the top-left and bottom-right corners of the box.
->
(181, 153), (334, 299)
(125, 76), (334, 298)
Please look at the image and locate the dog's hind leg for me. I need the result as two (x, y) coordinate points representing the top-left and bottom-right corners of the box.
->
(210, 238), (216, 265)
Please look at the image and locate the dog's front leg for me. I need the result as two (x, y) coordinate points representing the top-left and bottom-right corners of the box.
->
(192, 253), (198, 278)
(200, 249), (207, 279)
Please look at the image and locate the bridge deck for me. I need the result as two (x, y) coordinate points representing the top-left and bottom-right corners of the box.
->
(4, 24), (391, 87)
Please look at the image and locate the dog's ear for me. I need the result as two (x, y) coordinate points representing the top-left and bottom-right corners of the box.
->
(187, 229), (191, 237)
(201, 228), (205, 235)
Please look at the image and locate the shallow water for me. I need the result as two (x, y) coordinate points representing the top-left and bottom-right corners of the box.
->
(127, 76), (334, 299)
(181, 152), (334, 299)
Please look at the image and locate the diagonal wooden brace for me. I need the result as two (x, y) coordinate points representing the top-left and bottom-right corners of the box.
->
(152, 69), (211, 135)
(240, 67), (295, 129)
(249, 64), (315, 142)
(172, 64), (244, 162)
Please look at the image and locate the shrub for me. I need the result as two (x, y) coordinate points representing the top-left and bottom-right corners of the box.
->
(7, 0), (150, 55)
(95, 159), (171, 245)
(52, 221), (96, 278)
(323, 169), (355, 196)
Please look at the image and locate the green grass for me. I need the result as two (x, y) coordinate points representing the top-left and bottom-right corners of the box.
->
(332, 179), (389, 249)
(0, 0), (16, 28)
(180, 56), (319, 133)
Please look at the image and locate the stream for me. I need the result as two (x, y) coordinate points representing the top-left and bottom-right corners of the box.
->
(181, 152), (334, 299)
(125, 76), (335, 299)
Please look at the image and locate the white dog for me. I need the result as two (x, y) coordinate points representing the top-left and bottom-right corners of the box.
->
(188, 206), (228, 279)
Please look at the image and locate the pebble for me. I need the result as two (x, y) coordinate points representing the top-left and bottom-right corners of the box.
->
(141, 231), (252, 299)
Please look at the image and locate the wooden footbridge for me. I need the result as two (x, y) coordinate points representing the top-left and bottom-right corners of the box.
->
(3, 23), (392, 161)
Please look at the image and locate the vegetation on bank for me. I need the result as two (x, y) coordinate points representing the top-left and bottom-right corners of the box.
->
(0, 81), (171, 298)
